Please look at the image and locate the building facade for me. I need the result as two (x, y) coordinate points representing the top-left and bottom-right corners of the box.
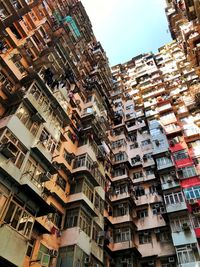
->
(0, 1), (199, 267)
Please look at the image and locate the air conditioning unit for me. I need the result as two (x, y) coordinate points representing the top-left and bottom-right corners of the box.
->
(167, 178), (172, 183)
(182, 222), (190, 231)
(154, 204), (160, 208)
(39, 172), (51, 182)
(148, 261), (154, 266)
(39, 132), (48, 142)
(84, 257), (90, 264)
(49, 249), (58, 257)
(170, 171), (176, 176)
(0, 142), (18, 159)
(168, 257), (175, 263)
(31, 112), (44, 122)
(160, 207), (166, 214)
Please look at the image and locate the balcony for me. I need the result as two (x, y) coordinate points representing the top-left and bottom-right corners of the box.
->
(109, 214), (134, 225)
(161, 180), (180, 190)
(113, 152), (129, 165)
(142, 158), (155, 167)
(0, 115), (35, 149)
(66, 192), (96, 216)
(172, 229), (197, 246)
(108, 240), (137, 252)
(165, 201), (187, 213)
(157, 160), (174, 170)
(135, 194), (163, 206)
(153, 144), (169, 155)
(60, 227), (91, 255)
(109, 191), (132, 202)
(31, 140), (53, 164)
(20, 172), (44, 197)
(112, 173), (129, 182)
(35, 215), (57, 234)
(45, 179), (68, 204)
(0, 224), (27, 267)
(178, 262), (200, 267)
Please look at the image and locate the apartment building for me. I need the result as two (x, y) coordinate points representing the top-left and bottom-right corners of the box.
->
(165, 0), (200, 75)
(0, 1), (113, 267)
(0, 1), (200, 267)
(104, 40), (200, 267)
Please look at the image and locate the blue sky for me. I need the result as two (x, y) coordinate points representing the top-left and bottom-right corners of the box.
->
(81, 0), (172, 66)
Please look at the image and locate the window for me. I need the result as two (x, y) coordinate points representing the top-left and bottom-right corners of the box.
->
(94, 193), (104, 214)
(92, 222), (102, 243)
(126, 104), (134, 110)
(141, 139), (151, 147)
(170, 216), (190, 232)
(3, 198), (34, 238)
(133, 171), (143, 179)
(79, 210), (91, 236)
(86, 95), (92, 103)
(164, 192), (184, 205)
(0, 129), (27, 168)
(23, 157), (45, 189)
(26, 238), (35, 257)
(114, 168), (126, 177)
(10, 0), (22, 9)
(114, 203), (129, 217)
(115, 152), (126, 162)
(137, 209), (148, 219)
(184, 186), (200, 200)
(173, 150), (189, 161)
(146, 169), (154, 176)
(156, 230), (171, 242)
(114, 228), (131, 243)
(39, 128), (59, 154)
(83, 181), (94, 203)
(139, 231), (152, 244)
(176, 246), (196, 264)
(16, 105), (40, 136)
(37, 244), (50, 267)
(179, 166), (197, 178)
(0, 2), (11, 20)
(64, 209), (78, 228)
(63, 150), (74, 165)
(135, 186), (145, 197)
(48, 209), (63, 228)
(0, 182), (10, 215)
(156, 157), (172, 167)
(78, 136), (87, 147)
(131, 155), (141, 165)
(113, 184), (128, 195)
(56, 175), (67, 191)
(111, 139), (126, 149)
(0, 72), (13, 91)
